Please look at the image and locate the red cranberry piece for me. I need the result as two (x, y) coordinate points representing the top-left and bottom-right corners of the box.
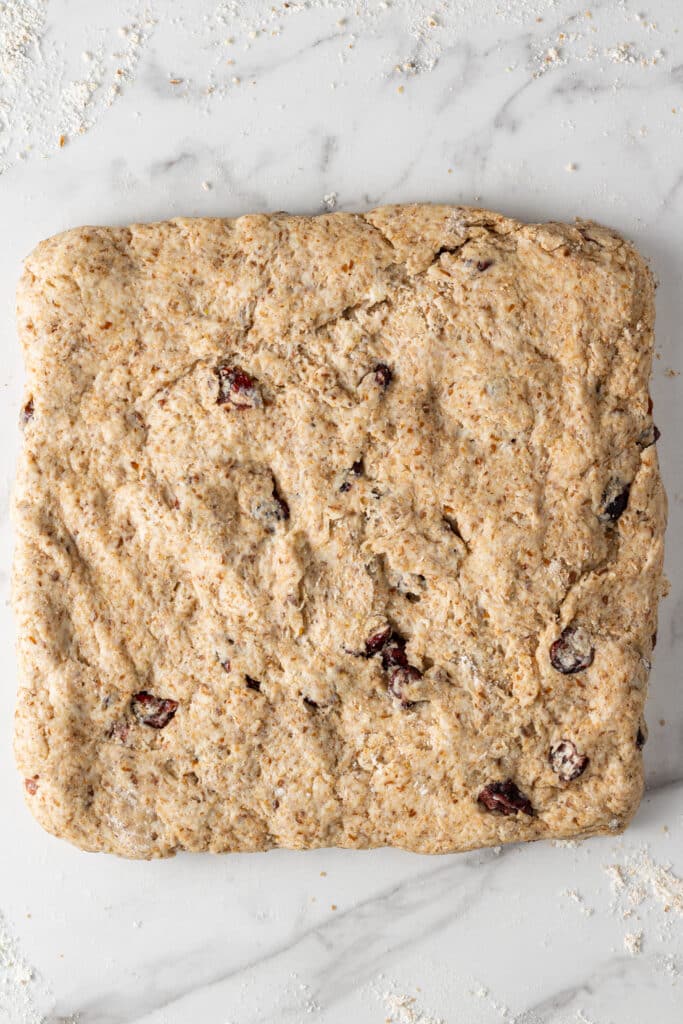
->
(303, 696), (319, 709)
(549, 740), (589, 782)
(381, 636), (409, 671)
(339, 459), (364, 492)
(373, 363), (393, 389)
(388, 665), (422, 708)
(219, 657), (231, 673)
(131, 691), (179, 728)
(364, 625), (393, 657)
(363, 626), (412, 670)
(478, 780), (533, 816)
(245, 676), (261, 692)
(24, 777), (39, 795)
(654, 424), (661, 442)
(21, 398), (34, 425)
(549, 624), (594, 674)
(599, 479), (630, 523)
(214, 364), (263, 408)
(476, 259), (493, 272)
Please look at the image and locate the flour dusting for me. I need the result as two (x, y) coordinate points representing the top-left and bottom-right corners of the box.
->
(0, 910), (44, 1024)
(0, 3), (155, 171)
(0, 0), (676, 175)
(381, 985), (445, 1024)
(606, 849), (683, 919)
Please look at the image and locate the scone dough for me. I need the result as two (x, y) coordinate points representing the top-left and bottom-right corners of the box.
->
(13, 206), (667, 857)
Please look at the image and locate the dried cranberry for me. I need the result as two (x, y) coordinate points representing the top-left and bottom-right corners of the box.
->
(549, 740), (589, 782)
(219, 657), (231, 673)
(636, 725), (647, 749)
(362, 626), (409, 667)
(478, 780), (533, 816)
(476, 259), (493, 272)
(549, 624), (594, 674)
(245, 676), (261, 692)
(374, 363), (393, 389)
(654, 424), (661, 442)
(131, 691), (179, 728)
(340, 459), (364, 492)
(363, 626), (424, 703)
(599, 480), (630, 523)
(381, 636), (409, 671)
(303, 696), (319, 709)
(21, 398), (34, 424)
(214, 364), (263, 408)
(364, 625), (393, 657)
(24, 777), (39, 795)
(388, 665), (422, 708)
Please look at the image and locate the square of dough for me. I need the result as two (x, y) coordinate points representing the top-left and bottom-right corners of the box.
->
(13, 206), (666, 857)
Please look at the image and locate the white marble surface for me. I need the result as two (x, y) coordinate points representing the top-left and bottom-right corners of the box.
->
(0, 2), (682, 1022)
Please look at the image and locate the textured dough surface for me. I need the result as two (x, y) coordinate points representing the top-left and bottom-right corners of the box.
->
(13, 205), (667, 858)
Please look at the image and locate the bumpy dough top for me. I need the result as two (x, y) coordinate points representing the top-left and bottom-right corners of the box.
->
(13, 205), (666, 857)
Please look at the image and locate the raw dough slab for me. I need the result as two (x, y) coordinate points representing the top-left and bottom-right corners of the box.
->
(13, 206), (667, 858)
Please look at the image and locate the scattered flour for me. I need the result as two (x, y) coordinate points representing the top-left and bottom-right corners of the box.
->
(562, 888), (595, 917)
(606, 850), (683, 918)
(382, 988), (445, 1024)
(0, 3), (155, 170)
(655, 953), (681, 982)
(605, 847), (683, 970)
(59, 12), (156, 137)
(0, 0), (676, 175)
(606, 41), (664, 66)
(0, 0), (47, 80)
(0, 910), (43, 1024)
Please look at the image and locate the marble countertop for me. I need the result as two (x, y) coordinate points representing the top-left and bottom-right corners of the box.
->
(0, 2), (681, 1022)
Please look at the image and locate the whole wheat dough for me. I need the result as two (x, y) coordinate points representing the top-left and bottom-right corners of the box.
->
(13, 205), (667, 857)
